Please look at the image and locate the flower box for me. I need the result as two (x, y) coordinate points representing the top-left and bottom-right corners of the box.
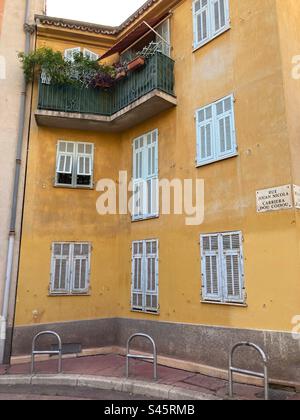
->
(127, 56), (145, 72)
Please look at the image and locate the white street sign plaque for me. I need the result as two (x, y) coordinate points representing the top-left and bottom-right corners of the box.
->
(256, 185), (293, 213)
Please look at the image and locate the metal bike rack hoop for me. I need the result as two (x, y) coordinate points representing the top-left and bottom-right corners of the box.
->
(229, 342), (269, 400)
(31, 331), (62, 374)
(126, 333), (158, 381)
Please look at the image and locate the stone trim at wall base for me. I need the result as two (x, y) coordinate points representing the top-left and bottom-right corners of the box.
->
(11, 318), (300, 384)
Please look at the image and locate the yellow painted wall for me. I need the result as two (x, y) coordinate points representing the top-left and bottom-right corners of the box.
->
(15, 0), (300, 333)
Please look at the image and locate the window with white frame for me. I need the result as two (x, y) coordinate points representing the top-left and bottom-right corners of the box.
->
(83, 48), (99, 61)
(156, 19), (171, 57)
(64, 47), (99, 62)
(200, 232), (245, 304)
(64, 47), (81, 62)
(193, 0), (230, 49)
(196, 94), (237, 166)
(50, 242), (91, 295)
(56, 141), (94, 188)
(132, 130), (159, 221)
(132, 240), (159, 313)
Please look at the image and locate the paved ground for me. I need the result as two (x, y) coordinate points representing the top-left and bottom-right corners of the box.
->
(0, 354), (299, 400)
(0, 385), (155, 400)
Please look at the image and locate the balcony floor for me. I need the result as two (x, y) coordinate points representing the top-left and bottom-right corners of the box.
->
(35, 89), (177, 132)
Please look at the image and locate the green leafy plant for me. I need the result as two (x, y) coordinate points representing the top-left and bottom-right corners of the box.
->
(18, 47), (118, 88)
(18, 47), (70, 84)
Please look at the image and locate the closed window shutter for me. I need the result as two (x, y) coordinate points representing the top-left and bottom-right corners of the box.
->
(132, 136), (145, 219)
(71, 243), (90, 293)
(132, 242), (144, 310)
(215, 95), (236, 157)
(212, 0), (228, 35)
(222, 232), (244, 303)
(145, 240), (159, 312)
(64, 47), (81, 62)
(132, 131), (158, 220)
(201, 234), (222, 301)
(146, 131), (159, 217)
(83, 49), (99, 61)
(196, 105), (214, 164)
(193, 0), (210, 47)
(51, 243), (71, 294)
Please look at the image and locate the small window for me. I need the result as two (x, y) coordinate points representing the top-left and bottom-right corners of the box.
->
(50, 242), (91, 295)
(64, 47), (81, 62)
(83, 49), (99, 61)
(132, 130), (159, 221)
(196, 94), (237, 166)
(55, 141), (94, 188)
(193, 0), (230, 49)
(200, 232), (245, 304)
(132, 240), (159, 313)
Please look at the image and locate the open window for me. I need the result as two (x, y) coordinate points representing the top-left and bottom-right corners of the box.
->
(56, 141), (94, 188)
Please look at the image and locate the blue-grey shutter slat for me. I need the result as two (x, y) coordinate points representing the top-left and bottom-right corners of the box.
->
(222, 232), (244, 303)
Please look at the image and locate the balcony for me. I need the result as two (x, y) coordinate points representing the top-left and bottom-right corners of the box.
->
(35, 53), (176, 132)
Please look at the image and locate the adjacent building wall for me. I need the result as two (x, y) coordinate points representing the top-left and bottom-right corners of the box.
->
(0, 0), (5, 35)
(0, 0), (45, 362)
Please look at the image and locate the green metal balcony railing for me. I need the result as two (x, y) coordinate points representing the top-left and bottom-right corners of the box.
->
(37, 53), (175, 117)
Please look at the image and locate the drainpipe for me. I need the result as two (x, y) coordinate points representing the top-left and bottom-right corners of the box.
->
(0, 0), (33, 364)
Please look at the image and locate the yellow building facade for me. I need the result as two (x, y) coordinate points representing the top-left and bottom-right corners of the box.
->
(11, 0), (300, 383)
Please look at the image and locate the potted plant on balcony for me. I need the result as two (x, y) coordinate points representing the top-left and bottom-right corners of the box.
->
(114, 63), (127, 81)
(89, 71), (115, 89)
(127, 55), (145, 72)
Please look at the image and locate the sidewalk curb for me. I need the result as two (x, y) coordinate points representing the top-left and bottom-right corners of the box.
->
(0, 374), (222, 400)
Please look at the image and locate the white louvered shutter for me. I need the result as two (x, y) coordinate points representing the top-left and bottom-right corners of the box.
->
(77, 156), (92, 176)
(215, 95), (236, 158)
(132, 242), (144, 310)
(132, 131), (159, 220)
(83, 49), (99, 61)
(201, 234), (221, 301)
(71, 243), (90, 294)
(77, 143), (93, 176)
(57, 141), (74, 172)
(193, 0), (210, 47)
(132, 137), (146, 220)
(196, 105), (214, 164)
(222, 232), (244, 303)
(145, 240), (159, 312)
(57, 154), (73, 175)
(146, 131), (159, 218)
(51, 243), (71, 294)
(64, 47), (81, 62)
(211, 0), (228, 36)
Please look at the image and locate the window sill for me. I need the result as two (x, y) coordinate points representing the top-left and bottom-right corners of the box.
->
(193, 26), (231, 53)
(54, 184), (94, 190)
(131, 309), (160, 316)
(201, 300), (247, 308)
(48, 293), (91, 297)
(196, 152), (238, 168)
(132, 215), (159, 223)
